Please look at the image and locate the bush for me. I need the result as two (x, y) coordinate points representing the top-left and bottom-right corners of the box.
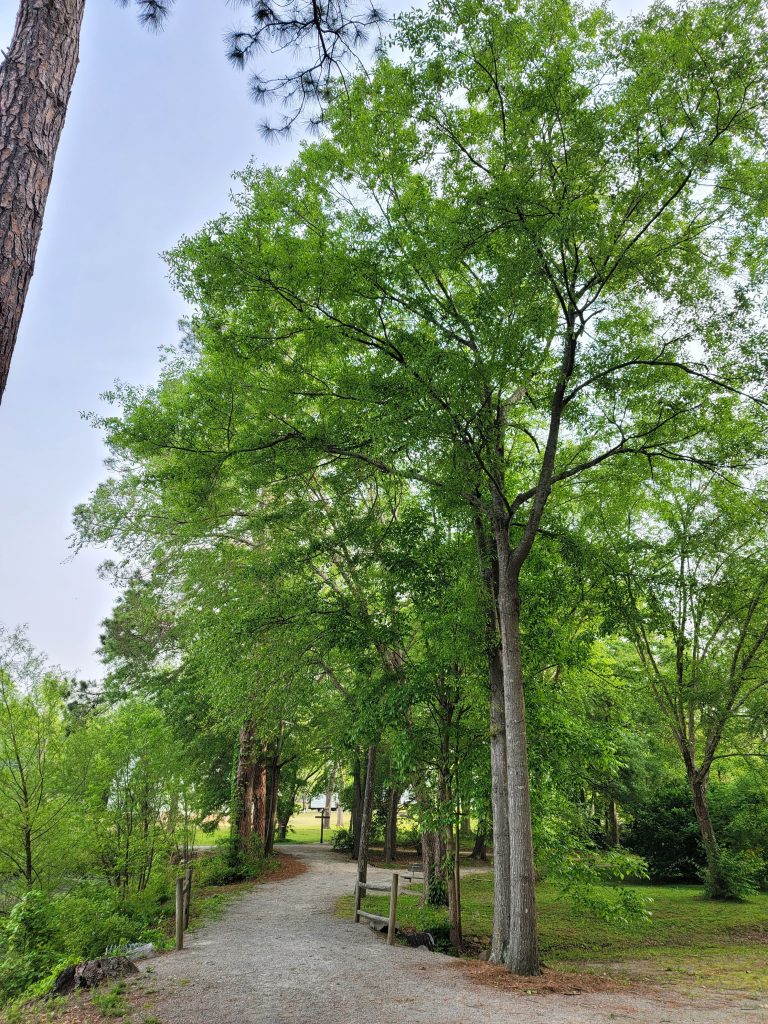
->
(329, 827), (354, 853)
(704, 849), (763, 901)
(196, 838), (265, 886)
(624, 781), (705, 883)
(0, 891), (66, 1003)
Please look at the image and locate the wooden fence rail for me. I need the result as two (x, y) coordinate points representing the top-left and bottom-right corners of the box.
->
(353, 868), (420, 945)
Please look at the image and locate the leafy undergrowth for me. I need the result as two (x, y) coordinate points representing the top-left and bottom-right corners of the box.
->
(339, 872), (768, 994)
(1, 854), (306, 1024)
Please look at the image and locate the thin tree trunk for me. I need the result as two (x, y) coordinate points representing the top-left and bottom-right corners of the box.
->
(351, 752), (362, 859)
(23, 825), (33, 886)
(689, 769), (721, 889)
(383, 786), (400, 863)
(445, 819), (462, 950)
(336, 768), (344, 826)
(421, 830), (432, 908)
(264, 757), (280, 856)
(471, 824), (488, 861)
(606, 798), (620, 848)
(356, 744), (377, 884)
(0, 0), (86, 401)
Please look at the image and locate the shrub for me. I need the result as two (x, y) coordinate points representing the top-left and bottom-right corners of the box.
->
(704, 849), (763, 902)
(0, 891), (64, 1003)
(624, 781), (705, 882)
(196, 838), (265, 886)
(329, 828), (354, 853)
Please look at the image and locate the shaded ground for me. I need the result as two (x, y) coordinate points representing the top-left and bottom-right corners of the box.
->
(134, 845), (765, 1024)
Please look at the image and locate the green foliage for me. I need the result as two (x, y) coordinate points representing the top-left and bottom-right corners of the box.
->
(91, 982), (129, 1018)
(704, 850), (762, 902)
(329, 828), (354, 854)
(0, 892), (65, 1002)
(625, 781), (705, 883)
(195, 841), (268, 887)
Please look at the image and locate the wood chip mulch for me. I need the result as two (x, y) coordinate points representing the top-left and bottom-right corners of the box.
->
(459, 959), (629, 996)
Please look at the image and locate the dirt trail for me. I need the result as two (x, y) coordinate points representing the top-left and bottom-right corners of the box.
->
(144, 845), (765, 1024)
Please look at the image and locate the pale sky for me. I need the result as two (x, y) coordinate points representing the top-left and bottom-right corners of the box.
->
(0, 0), (642, 680)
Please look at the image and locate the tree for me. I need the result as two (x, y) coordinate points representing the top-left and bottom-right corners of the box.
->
(594, 469), (768, 897)
(0, 0), (382, 402)
(156, 0), (768, 971)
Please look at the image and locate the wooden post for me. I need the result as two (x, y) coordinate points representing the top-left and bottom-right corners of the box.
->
(183, 866), (192, 929)
(175, 877), (184, 950)
(387, 871), (399, 945)
(353, 879), (362, 923)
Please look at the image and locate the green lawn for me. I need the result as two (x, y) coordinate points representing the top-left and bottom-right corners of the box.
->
(340, 870), (768, 993)
(275, 810), (350, 844)
(192, 811), (350, 847)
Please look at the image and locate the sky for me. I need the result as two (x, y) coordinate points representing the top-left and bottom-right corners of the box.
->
(0, 0), (642, 680)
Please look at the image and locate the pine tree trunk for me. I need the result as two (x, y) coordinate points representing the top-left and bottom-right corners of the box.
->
(356, 744), (377, 884)
(0, 0), (86, 401)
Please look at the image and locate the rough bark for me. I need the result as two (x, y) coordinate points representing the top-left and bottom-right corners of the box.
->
(688, 769), (722, 887)
(494, 519), (540, 976)
(473, 515), (512, 963)
(252, 757), (268, 853)
(233, 722), (256, 855)
(355, 744), (377, 883)
(0, 0), (86, 401)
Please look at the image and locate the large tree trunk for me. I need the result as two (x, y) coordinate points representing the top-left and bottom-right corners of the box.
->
(253, 757), (268, 853)
(473, 516), (512, 964)
(488, 642), (511, 963)
(494, 521), (540, 976)
(355, 744), (377, 884)
(233, 722), (256, 856)
(0, 0), (86, 402)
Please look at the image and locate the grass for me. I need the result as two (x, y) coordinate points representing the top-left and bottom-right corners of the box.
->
(274, 810), (350, 844)
(340, 870), (768, 993)
(91, 983), (129, 1018)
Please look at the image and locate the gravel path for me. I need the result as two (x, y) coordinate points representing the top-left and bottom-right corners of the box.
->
(144, 845), (766, 1024)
